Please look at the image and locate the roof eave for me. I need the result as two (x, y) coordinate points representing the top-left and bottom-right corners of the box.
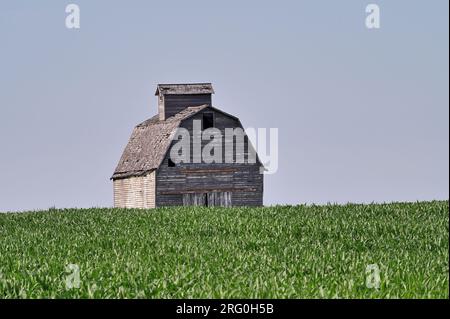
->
(111, 169), (155, 181)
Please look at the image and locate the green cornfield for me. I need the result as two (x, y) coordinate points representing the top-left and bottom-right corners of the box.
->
(0, 201), (448, 299)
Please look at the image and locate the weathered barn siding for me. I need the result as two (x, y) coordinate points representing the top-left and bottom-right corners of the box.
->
(155, 108), (263, 207)
(113, 171), (156, 208)
(162, 94), (212, 119)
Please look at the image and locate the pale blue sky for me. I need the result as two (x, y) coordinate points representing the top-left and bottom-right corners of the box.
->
(0, 0), (448, 211)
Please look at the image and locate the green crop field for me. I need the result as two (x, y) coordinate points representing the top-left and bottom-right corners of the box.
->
(0, 201), (448, 299)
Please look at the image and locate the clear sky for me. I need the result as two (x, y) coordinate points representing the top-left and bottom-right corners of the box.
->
(0, 0), (448, 212)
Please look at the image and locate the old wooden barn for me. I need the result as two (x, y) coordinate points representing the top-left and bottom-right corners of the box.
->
(111, 83), (263, 208)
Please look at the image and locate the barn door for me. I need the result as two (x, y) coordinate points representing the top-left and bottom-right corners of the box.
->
(183, 193), (206, 206)
(211, 192), (232, 207)
(183, 192), (232, 207)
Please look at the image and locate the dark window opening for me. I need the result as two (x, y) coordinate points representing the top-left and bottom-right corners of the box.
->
(168, 158), (176, 167)
(202, 113), (214, 130)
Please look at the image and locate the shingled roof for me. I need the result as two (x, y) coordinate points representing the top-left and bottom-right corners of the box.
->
(112, 104), (210, 180)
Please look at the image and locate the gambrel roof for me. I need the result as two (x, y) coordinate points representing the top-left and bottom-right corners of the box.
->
(111, 100), (261, 180)
(112, 105), (210, 180)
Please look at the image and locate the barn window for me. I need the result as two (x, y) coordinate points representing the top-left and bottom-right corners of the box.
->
(202, 112), (214, 130)
(168, 158), (176, 167)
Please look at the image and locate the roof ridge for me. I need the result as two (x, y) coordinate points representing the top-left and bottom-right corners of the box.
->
(155, 83), (214, 96)
(157, 82), (212, 86)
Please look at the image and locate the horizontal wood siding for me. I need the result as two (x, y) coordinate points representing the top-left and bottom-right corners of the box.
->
(113, 171), (155, 208)
(156, 108), (263, 207)
(164, 94), (212, 119)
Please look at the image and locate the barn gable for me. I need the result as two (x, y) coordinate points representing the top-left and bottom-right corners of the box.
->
(155, 107), (263, 207)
